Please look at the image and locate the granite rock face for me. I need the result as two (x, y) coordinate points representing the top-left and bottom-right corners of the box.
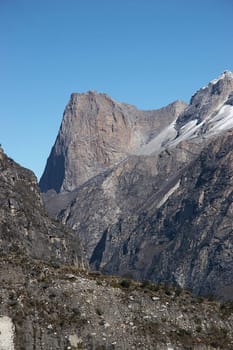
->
(39, 92), (186, 192)
(40, 72), (233, 300)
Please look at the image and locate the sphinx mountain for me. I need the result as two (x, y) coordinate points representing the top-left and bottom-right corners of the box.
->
(40, 71), (233, 300)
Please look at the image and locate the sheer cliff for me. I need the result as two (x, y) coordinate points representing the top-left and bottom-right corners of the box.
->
(39, 92), (186, 192)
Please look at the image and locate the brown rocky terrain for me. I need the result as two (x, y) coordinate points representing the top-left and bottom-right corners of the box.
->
(0, 148), (83, 266)
(1, 148), (233, 349)
(1, 254), (233, 349)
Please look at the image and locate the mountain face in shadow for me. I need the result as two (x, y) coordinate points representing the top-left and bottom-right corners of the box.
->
(0, 147), (83, 266)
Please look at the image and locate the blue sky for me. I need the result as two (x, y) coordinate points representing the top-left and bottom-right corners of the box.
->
(1, 0), (233, 180)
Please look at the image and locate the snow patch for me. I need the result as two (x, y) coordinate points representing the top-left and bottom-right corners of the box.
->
(170, 104), (233, 146)
(137, 120), (177, 155)
(169, 119), (205, 147)
(180, 119), (198, 133)
(0, 316), (15, 350)
(210, 71), (233, 85)
(157, 180), (180, 209)
(135, 76), (233, 154)
(210, 78), (219, 85)
(207, 105), (233, 134)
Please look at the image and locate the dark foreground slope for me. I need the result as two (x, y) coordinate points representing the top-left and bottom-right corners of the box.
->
(1, 150), (233, 349)
(0, 148), (82, 265)
(1, 255), (233, 350)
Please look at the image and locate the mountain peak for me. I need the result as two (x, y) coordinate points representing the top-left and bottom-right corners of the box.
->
(70, 90), (112, 99)
(222, 69), (233, 77)
(198, 70), (233, 91)
(209, 70), (233, 85)
(69, 90), (118, 110)
(39, 93), (183, 192)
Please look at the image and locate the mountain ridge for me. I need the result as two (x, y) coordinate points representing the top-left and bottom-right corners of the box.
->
(40, 71), (233, 300)
(39, 92), (187, 193)
(1, 73), (233, 348)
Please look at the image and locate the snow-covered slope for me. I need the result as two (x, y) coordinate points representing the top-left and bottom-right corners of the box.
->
(137, 119), (177, 155)
(136, 71), (233, 155)
(206, 105), (233, 134)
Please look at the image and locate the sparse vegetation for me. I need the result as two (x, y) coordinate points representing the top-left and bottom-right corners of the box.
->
(219, 301), (233, 318)
(0, 253), (232, 349)
(119, 279), (132, 289)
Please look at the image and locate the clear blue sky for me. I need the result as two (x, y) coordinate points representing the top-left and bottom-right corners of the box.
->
(1, 0), (233, 180)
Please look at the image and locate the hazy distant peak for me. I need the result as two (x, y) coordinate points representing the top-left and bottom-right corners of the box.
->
(167, 99), (188, 111)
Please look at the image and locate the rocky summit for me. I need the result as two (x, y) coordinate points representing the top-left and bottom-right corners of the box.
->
(40, 71), (233, 302)
(39, 91), (186, 193)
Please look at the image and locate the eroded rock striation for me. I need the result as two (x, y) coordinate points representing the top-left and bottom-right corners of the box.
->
(39, 91), (186, 192)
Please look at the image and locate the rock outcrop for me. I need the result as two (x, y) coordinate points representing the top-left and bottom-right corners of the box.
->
(0, 148), (83, 266)
(39, 92), (186, 192)
(40, 71), (233, 301)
